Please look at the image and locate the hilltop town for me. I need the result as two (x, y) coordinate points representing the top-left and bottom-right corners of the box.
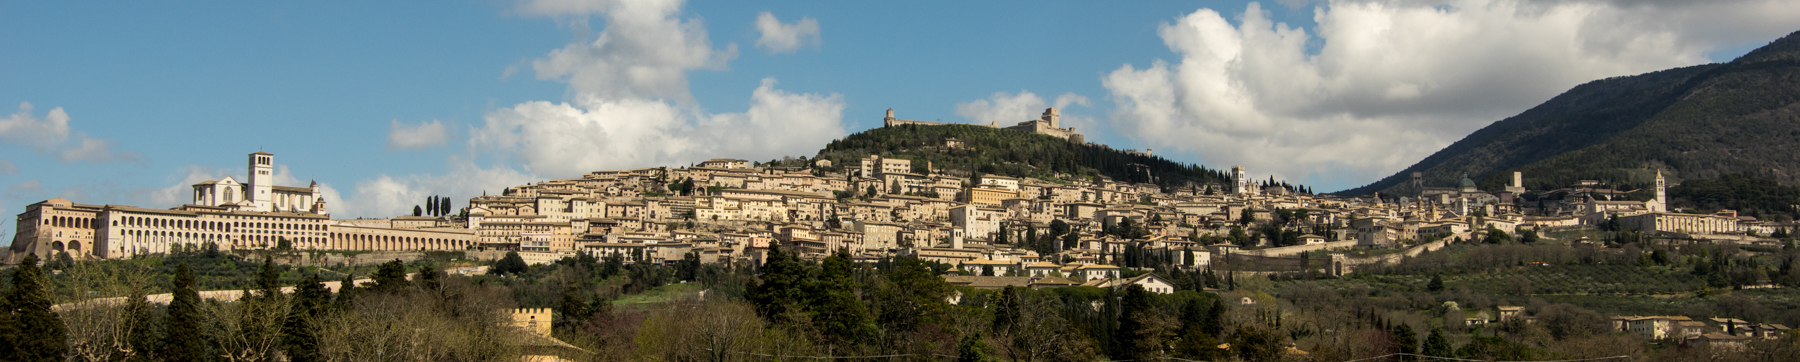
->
(11, 109), (1792, 286)
(8, 108), (1800, 361)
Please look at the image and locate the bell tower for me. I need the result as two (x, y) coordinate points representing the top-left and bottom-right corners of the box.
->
(248, 151), (274, 212)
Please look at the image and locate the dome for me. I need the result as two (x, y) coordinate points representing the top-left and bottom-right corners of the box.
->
(1458, 177), (1477, 188)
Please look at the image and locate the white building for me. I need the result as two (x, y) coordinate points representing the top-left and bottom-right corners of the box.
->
(190, 151), (327, 215)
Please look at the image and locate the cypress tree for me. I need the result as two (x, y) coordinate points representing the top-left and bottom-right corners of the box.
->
(333, 273), (359, 311)
(1393, 323), (1418, 357)
(163, 263), (205, 361)
(257, 256), (283, 300)
(9, 254), (67, 362)
(370, 259), (410, 293)
(124, 287), (158, 362)
(417, 264), (444, 291)
(283, 273), (329, 362)
(746, 242), (805, 321)
(1423, 327), (1452, 357)
(808, 248), (876, 350)
(0, 273), (17, 361)
(1428, 274), (1445, 292)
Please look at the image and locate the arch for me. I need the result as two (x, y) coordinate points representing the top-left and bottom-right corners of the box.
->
(51, 241), (65, 251)
(69, 241), (82, 252)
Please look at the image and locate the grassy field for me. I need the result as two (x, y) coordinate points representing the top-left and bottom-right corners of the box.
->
(611, 282), (704, 309)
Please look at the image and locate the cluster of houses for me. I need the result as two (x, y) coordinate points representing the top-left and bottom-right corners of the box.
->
(1610, 315), (1790, 346)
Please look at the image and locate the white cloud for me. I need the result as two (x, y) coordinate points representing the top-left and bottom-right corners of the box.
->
(337, 159), (537, 218)
(473, 77), (844, 177)
(525, 0), (737, 102)
(468, 0), (847, 178)
(0, 102), (70, 151)
(0, 102), (141, 163)
(755, 11), (820, 54)
(1103, 0), (1800, 188)
(956, 91), (1047, 126)
(387, 119), (451, 151)
(0, 159), (15, 175)
(956, 90), (1093, 128)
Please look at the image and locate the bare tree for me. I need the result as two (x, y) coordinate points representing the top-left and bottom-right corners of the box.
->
(58, 260), (155, 361)
(205, 296), (291, 362)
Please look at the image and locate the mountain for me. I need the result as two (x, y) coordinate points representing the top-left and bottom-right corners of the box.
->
(1339, 30), (1800, 196)
(813, 123), (1268, 191)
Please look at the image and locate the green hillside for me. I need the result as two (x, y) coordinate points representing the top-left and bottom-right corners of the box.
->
(814, 123), (1270, 190)
(1340, 30), (1800, 197)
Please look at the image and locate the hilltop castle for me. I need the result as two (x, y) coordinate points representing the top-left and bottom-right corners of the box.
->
(883, 108), (1084, 144)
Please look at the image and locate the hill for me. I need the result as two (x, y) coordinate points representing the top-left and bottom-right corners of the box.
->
(813, 123), (1276, 191)
(1339, 30), (1800, 197)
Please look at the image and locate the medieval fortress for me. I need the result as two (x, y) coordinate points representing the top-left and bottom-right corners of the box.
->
(884, 108), (1085, 144)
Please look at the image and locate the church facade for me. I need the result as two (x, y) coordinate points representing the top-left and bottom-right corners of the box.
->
(190, 151), (328, 214)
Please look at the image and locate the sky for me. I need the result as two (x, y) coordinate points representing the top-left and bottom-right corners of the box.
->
(2, 0), (1797, 222)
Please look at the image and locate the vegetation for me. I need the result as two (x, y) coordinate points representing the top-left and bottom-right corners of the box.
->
(20, 231), (1800, 360)
(816, 123), (1316, 191)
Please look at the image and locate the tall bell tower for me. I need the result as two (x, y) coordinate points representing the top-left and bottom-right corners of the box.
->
(248, 151), (274, 212)
(1650, 170), (1667, 212)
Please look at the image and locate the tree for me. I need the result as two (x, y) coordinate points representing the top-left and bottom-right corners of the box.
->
(427, 195), (437, 216)
(1428, 274), (1445, 292)
(1233, 324), (1284, 362)
(7, 254), (67, 362)
(122, 286), (158, 362)
(332, 273), (359, 311)
(996, 223), (1009, 244)
(1392, 323), (1419, 357)
(163, 263), (205, 361)
(283, 273), (330, 362)
(493, 251), (529, 275)
(1422, 327), (1452, 357)
(808, 248), (876, 350)
(370, 259), (410, 293)
(256, 256), (283, 301)
(417, 264), (445, 291)
(958, 332), (991, 362)
(746, 242), (806, 322)
(412, 205), (422, 217)
(1116, 285), (1172, 360)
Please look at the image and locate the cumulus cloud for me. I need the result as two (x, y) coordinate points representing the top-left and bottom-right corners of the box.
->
(0, 159), (16, 175)
(0, 102), (142, 163)
(337, 159), (538, 218)
(956, 90), (1094, 128)
(473, 77), (844, 176)
(387, 119), (451, 151)
(525, 0), (737, 102)
(465, 0), (847, 178)
(755, 11), (820, 54)
(1103, 0), (1800, 187)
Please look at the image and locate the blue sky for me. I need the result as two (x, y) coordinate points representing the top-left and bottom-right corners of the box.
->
(3, 0), (1796, 220)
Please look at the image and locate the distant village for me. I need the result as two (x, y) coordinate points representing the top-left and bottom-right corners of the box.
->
(9, 108), (1796, 344)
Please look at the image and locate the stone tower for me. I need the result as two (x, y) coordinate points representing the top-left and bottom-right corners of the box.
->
(248, 151), (274, 212)
(1650, 170), (1667, 212)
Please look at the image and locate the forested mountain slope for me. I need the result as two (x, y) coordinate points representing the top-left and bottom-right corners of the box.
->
(815, 124), (1276, 190)
(1340, 30), (1800, 196)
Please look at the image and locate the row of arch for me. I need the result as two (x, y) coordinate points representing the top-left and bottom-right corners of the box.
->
(48, 215), (93, 229)
(330, 232), (472, 251)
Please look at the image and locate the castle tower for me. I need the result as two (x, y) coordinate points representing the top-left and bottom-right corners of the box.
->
(883, 108), (896, 127)
(1042, 107), (1060, 129)
(248, 151), (274, 212)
